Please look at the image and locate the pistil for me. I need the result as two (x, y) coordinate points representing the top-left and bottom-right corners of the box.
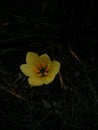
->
(34, 62), (50, 77)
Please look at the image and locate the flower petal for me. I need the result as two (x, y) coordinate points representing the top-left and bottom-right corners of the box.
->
(49, 61), (60, 76)
(42, 75), (55, 85)
(39, 54), (51, 65)
(42, 61), (60, 85)
(28, 76), (43, 86)
(26, 52), (39, 65)
(20, 64), (34, 76)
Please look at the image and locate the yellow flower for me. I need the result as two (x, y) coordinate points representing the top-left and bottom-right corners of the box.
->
(20, 52), (60, 87)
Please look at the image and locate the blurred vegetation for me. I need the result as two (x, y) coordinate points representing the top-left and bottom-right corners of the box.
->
(0, 0), (98, 130)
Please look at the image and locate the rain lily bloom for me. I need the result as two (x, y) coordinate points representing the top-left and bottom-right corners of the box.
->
(20, 52), (60, 86)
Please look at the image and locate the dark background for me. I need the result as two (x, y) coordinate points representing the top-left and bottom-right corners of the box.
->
(0, 0), (98, 130)
(0, 0), (97, 50)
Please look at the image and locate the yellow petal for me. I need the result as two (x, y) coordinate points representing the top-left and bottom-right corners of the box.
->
(49, 61), (60, 76)
(42, 75), (55, 85)
(41, 61), (60, 85)
(26, 52), (39, 65)
(43, 61), (60, 84)
(39, 54), (51, 65)
(20, 64), (35, 76)
(28, 76), (43, 86)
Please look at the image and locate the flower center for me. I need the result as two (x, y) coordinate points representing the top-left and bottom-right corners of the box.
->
(34, 62), (50, 77)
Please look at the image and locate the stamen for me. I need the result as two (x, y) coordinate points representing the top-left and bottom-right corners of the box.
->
(35, 62), (50, 77)
(45, 64), (50, 71)
(42, 62), (46, 68)
(44, 72), (48, 76)
(34, 67), (40, 73)
(38, 73), (43, 77)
